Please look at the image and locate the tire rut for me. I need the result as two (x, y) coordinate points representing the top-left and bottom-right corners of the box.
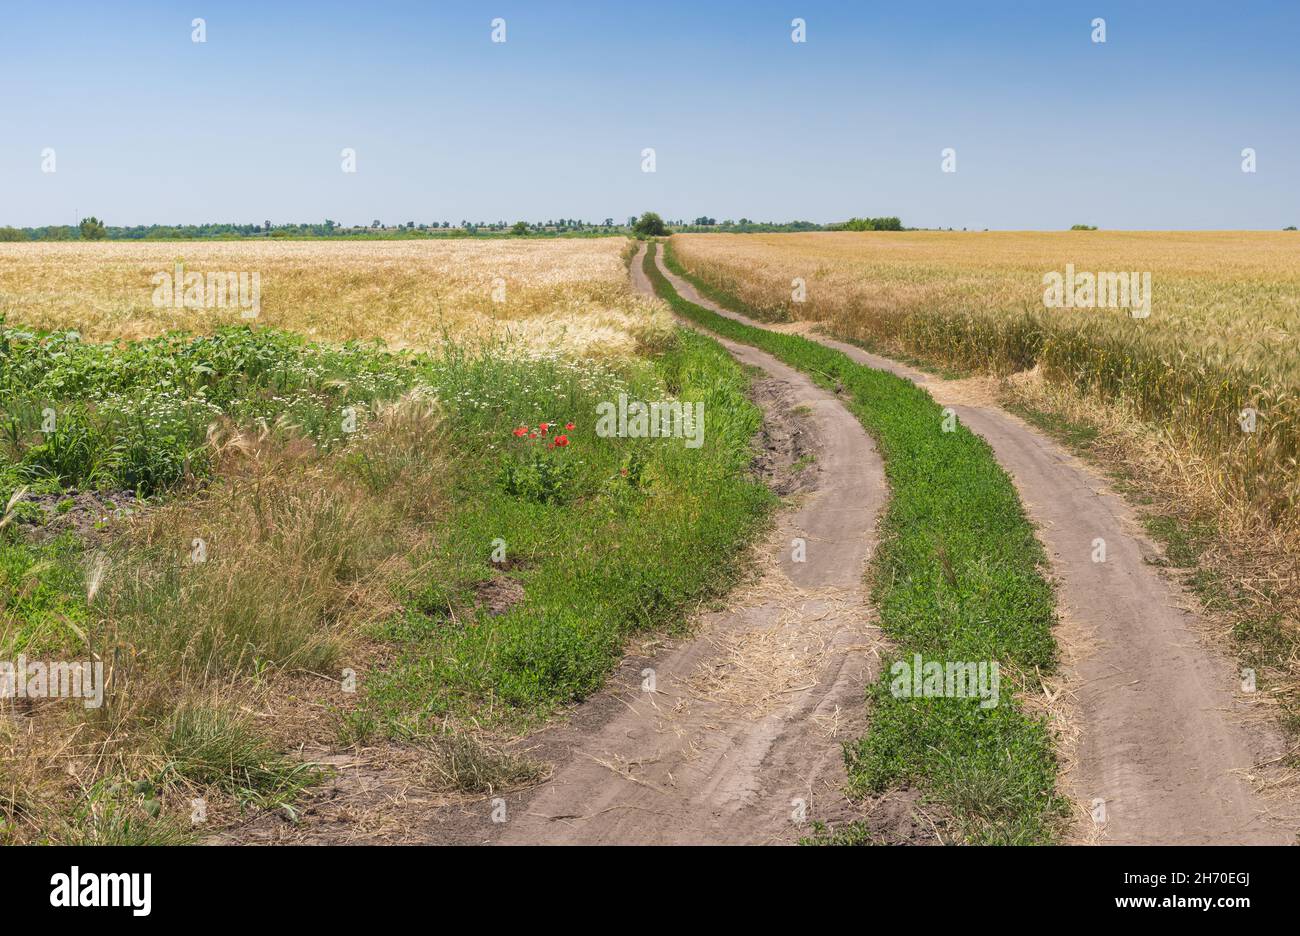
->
(488, 244), (888, 844)
(657, 246), (1296, 845)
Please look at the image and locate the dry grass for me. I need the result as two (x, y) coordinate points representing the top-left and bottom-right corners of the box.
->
(0, 393), (450, 843)
(672, 229), (1300, 761)
(671, 231), (1300, 366)
(672, 231), (1300, 526)
(0, 238), (671, 358)
(98, 390), (446, 691)
(1004, 371), (1300, 740)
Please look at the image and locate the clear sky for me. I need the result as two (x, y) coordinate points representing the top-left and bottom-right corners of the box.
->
(3, 0), (1297, 229)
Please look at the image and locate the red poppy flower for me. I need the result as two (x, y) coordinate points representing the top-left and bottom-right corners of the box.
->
(554, 435), (569, 447)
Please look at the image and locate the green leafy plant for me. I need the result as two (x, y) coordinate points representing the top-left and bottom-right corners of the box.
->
(498, 422), (577, 504)
(632, 212), (668, 237)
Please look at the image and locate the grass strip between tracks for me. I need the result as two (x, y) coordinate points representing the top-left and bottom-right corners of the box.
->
(647, 241), (1066, 844)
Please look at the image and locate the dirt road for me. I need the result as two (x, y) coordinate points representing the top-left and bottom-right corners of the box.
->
(655, 247), (1294, 845)
(490, 245), (888, 843)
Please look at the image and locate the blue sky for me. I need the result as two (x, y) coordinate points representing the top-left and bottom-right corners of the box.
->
(2, 0), (1297, 229)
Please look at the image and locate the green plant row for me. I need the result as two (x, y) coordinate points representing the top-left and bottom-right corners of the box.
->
(649, 242), (1065, 844)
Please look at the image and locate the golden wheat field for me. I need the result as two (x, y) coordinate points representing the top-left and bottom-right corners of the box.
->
(671, 231), (1300, 369)
(0, 238), (670, 358)
(671, 231), (1300, 523)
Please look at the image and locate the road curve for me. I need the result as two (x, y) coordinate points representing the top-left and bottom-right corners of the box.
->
(493, 244), (889, 844)
(655, 244), (1293, 845)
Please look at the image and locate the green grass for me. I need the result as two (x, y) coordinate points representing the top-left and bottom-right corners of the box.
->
(800, 820), (881, 846)
(4, 326), (773, 709)
(2, 314), (776, 836)
(356, 323), (774, 734)
(0, 533), (87, 654)
(1004, 401), (1100, 453)
(1142, 515), (1217, 569)
(158, 704), (321, 808)
(651, 241), (1065, 843)
(0, 322), (430, 497)
(58, 780), (193, 846)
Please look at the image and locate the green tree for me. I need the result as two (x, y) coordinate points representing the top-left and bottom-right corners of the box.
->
(79, 216), (107, 240)
(836, 216), (903, 232)
(632, 212), (668, 237)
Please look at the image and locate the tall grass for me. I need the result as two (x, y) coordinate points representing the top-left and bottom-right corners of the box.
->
(356, 323), (773, 730)
(1, 310), (773, 841)
(0, 238), (672, 359)
(0, 325), (434, 496)
(671, 231), (1300, 526)
(95, 390), (447, 695)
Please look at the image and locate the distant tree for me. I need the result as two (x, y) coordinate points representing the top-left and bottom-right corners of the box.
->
(834, 216), (903, 232)
(79, 216), (107, 240)
(632, 212), (668, 237)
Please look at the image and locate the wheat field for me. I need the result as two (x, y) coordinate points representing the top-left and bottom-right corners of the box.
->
(0, 238), (671, 359)
(671, 231), (1300, 524)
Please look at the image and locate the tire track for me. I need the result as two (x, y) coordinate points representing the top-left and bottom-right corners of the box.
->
(657, 244), (1295, 845)
(489, 244), (889, 844)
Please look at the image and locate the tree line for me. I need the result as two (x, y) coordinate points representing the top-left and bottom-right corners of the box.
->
(0, 215), (911, 241)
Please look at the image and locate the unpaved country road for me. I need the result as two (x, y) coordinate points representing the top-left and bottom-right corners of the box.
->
(492, 245), (888, 844)
(656, 247), (1295, 845)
